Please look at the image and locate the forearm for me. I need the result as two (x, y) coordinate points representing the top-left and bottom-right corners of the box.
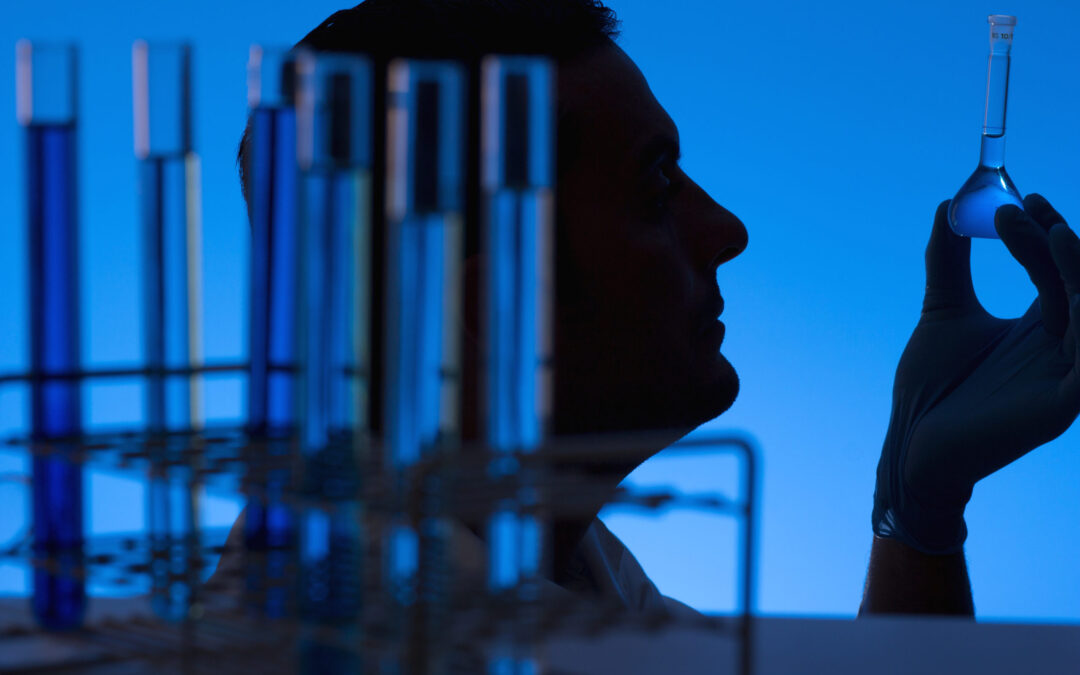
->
(859, 535), (974, 616)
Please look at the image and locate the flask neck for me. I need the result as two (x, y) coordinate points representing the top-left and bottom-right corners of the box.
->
(978, 133), (1006, 169)
(982, 48), (1011, 137)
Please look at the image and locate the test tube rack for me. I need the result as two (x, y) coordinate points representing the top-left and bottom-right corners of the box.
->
(0, 429), (758, 673)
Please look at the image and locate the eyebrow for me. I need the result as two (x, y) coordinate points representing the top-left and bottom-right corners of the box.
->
(636, 132), (682, 178)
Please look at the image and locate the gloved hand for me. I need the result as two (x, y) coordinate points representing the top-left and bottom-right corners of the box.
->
(873, 195), (1080, 554)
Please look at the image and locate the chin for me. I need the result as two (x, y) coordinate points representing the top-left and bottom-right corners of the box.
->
(551, 344), (740, 437)
(683, 352), (740, 427)
(611, 351), (740, 434)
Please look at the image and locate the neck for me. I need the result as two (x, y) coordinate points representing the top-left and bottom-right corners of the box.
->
(978, 133), (1006, 169)
(539, 427), (687, 583)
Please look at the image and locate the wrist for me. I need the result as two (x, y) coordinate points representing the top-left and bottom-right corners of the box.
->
(872, 495), (967, 556)
(875, 431), (972, 555)
(861, 535), (974, 616)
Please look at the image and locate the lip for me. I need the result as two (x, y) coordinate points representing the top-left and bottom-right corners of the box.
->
(703, 319), (726, 347)
(696, 295), (725, 337)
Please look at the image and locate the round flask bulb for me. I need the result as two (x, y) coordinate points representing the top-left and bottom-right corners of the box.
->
(948, 166), (1023, 238)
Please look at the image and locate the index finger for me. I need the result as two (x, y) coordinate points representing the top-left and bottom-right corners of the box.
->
(997, 204), (1070, 336)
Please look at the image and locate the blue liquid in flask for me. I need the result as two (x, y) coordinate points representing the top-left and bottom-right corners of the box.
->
(948, 135), (1023, 239)
(948, 15), (1023, 239)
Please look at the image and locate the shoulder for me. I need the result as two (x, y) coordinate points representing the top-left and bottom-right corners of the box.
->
(575, 519), (704, 620)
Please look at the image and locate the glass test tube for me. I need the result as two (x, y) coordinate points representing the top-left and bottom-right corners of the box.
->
(384, 59), (465, 672)
(294, 49), (371, 644)
(18, 41), (86, 631)
(948, 15), (1023, 238)
(133, 40), (204, 621)
(296, 51), (372, 462)
(244, 45), (300, 617)
(480, 56), (554, 675)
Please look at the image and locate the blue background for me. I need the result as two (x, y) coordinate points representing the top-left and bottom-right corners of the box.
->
(2, 0), (1079, 622)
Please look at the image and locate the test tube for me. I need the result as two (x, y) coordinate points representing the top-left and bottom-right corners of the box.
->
(294, 49), (371, 655)
(480, 56), (554, 675)
(133, 40), (204, 621)
(948, 15), (1023, 238)
(383, 59), (465, 671)
(296, 50), (372, 461)
(247, 45), (301, 445)
(18, 41), (86, 630)
(244, 45), (300, 617)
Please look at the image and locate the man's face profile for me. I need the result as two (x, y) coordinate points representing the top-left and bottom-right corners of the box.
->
(240, 5), (750, 460)
(551, 45), (748, 441)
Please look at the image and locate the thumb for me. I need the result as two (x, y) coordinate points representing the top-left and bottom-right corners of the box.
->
(923, 200), (977, 313)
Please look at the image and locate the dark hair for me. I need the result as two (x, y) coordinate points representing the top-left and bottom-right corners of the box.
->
(237, 0), (619, 204)
(298, 0), (618, 57)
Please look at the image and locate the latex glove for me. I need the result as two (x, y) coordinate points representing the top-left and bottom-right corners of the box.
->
(873, 195), (1080, 554)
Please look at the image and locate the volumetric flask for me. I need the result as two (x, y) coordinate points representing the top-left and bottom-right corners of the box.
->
(948, 15), (1023, 238)
(18, 40), (86, 631)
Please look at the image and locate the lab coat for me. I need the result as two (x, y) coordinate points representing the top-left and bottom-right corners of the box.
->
(210, 513), (700, 621)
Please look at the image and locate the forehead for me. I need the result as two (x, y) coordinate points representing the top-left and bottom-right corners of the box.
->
(558, 46), (677, 175)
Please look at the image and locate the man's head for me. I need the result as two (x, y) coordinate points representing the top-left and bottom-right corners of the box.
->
(239, 0), (747, 454)
(553, 44), (747, 442)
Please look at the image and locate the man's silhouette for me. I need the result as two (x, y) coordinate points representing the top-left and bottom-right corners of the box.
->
(221, 0), (1080, 619)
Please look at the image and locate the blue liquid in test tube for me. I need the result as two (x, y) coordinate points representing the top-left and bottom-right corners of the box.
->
(245, 46), (301, 617)
(481, 56), (555, 675)
(19, 41), (86, 631)
(133, 40), (204, 622)
(383, 60), (465, 672)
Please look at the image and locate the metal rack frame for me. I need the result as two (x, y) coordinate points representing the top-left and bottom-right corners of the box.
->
(0, 379), (759, 673)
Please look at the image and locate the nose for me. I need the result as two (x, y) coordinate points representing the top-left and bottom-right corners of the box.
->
(684, 181), (748, 275)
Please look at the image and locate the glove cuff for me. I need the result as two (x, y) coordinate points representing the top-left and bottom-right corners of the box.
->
(872, 485), (967, 555)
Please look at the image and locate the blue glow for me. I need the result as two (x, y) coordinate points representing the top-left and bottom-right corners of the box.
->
(5, 0), (1080, 626)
